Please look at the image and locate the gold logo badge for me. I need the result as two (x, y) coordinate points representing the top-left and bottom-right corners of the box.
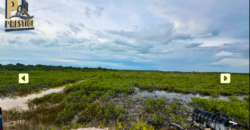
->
(5, 0), (35, 32)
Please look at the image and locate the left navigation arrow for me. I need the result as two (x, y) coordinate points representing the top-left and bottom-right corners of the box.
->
(19, 73), (29, 84)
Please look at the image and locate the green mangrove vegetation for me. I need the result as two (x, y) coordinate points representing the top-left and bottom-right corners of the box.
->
(1, 69), (248, 96)
(0, 64), (249, 129)
(0, 71), (99, 96)
(243, 95), (249, 101)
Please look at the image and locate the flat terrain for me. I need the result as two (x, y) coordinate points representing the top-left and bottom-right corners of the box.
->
(1, 71), (249, 96)
(0, 65), (249, 130)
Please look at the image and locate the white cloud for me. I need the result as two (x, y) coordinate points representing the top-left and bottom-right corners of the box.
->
(200, 38), (239, 47)
(211, 58), (249, 67)
(201, 33), (213, 38)
(131, 57), (151, 63)
(97, 38), (109, 43)
(163, 50), (172, 53)
(215, 51), (234, 56)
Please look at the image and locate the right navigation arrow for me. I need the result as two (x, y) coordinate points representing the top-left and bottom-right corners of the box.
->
(224, 75), (227, 81)
(221, 73), (230, 84)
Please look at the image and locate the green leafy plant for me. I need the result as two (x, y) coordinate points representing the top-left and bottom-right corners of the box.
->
(130, 117), (148, 130)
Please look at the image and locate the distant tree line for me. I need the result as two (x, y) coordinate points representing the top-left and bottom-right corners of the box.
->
(0, 63), (163, 72)
(0, 63), (118, 72)
(1, 63), (240, 73)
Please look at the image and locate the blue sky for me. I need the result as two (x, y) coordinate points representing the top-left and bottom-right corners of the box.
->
(0, 0), (249, 72)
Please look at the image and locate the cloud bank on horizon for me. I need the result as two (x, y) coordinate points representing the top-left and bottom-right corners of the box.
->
(0, 0), (249, 72)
